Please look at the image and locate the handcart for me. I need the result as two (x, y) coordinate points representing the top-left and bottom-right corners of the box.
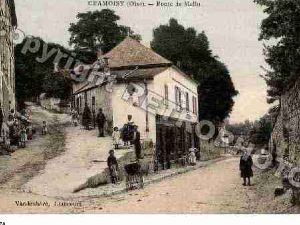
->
(124, 162), (144, 191)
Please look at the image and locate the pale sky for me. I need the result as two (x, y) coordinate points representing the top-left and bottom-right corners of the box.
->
(14, 0), (270, 123)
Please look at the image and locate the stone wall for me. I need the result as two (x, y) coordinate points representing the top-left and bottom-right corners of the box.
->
(0, 0), (16, 119)
(271, 77), (300, 165)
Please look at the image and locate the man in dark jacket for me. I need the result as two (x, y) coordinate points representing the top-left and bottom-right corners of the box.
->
(240, 150), (253, 186)
(96, 108), (106, 137)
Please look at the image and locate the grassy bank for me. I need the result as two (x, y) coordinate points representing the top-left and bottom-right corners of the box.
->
(249, 168), (300, 213)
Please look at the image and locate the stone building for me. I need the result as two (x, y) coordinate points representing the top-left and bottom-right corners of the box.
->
(0, 0), (17, 119)
(72, 37), (200, 168)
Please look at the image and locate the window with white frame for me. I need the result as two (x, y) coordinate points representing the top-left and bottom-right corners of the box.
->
(186, 92), (190, 112)
(192, 96), (197, 114)
(164, 84), (169, 108)
(175, 86), (182, 111)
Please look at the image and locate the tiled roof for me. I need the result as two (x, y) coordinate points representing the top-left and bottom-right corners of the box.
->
(104, 37), (172, 69)
(112, 66), (169, 80)
(73, 67), (168, 95)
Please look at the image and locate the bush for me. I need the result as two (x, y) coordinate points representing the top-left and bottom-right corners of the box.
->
(200, 141), (224, 161)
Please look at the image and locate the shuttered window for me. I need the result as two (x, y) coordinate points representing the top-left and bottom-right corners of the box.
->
(192, 96), (197, 114)
(164, 84), (169, 108)
(175, 86), (183, 111)
(186, 92), (190, 112)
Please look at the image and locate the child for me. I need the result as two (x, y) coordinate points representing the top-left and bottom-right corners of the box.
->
(71, 109), (79, 127)
(188, 148), (197, 166)
(42, 121), (48, 135)
(20, 126), (27, 148)
(26, 124), (33, 140)
(112, 127), (121, 149)
(107, 150), (119, 184)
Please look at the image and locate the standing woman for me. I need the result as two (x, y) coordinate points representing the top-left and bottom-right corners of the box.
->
(240, 150), (253, 186)
(133, 125), (142, 160)
(82, 104), (92, 130)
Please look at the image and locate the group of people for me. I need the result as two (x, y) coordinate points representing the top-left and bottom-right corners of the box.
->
(95, 109), (142, 159)
(0, 108), (37, 155)
(112, 115), (142, 160)
(71, 107), (143, 184)
(107, 115), (143, 184)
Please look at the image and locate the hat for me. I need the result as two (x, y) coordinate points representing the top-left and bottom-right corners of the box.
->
(109, 149), (114, 154)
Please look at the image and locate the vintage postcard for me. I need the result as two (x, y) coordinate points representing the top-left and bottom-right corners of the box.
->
(0, 0), (300, 217)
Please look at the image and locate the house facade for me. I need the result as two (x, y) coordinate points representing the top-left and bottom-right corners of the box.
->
(72, 37), (199, 168)
(0, 0), (17, 119)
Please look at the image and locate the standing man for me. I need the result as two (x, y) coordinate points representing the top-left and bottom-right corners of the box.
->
(96, 108), (106, 137)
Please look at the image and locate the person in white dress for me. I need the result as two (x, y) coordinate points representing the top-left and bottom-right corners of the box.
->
(112, 127), (121, 149)
(188, 148), (197, 166)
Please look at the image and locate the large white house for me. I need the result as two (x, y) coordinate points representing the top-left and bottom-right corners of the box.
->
(72, 37), (199, 168)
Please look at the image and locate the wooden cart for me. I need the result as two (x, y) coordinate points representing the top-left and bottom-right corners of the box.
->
(124, 162), (144, 191)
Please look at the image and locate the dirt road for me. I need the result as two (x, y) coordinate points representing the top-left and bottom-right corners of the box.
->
(0, 105), (297, 214)
(79, 157), (298, 214)
(24, 128), (132, 198)
(0, 156), (298, 213)
(0, 105), (68, 190)
(81, 157), (249, 213)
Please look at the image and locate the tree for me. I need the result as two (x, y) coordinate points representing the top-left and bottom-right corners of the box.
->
(42, 72), (72, 100)
(151, 18), (238, 126)
(254, 0), (300, 103)
(197, 60), (237, 126)
(15, 37), (74, 106)
(226, 120), (253, 137)
(69, 9), (141, 53)
(249, 114), (273, 147)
